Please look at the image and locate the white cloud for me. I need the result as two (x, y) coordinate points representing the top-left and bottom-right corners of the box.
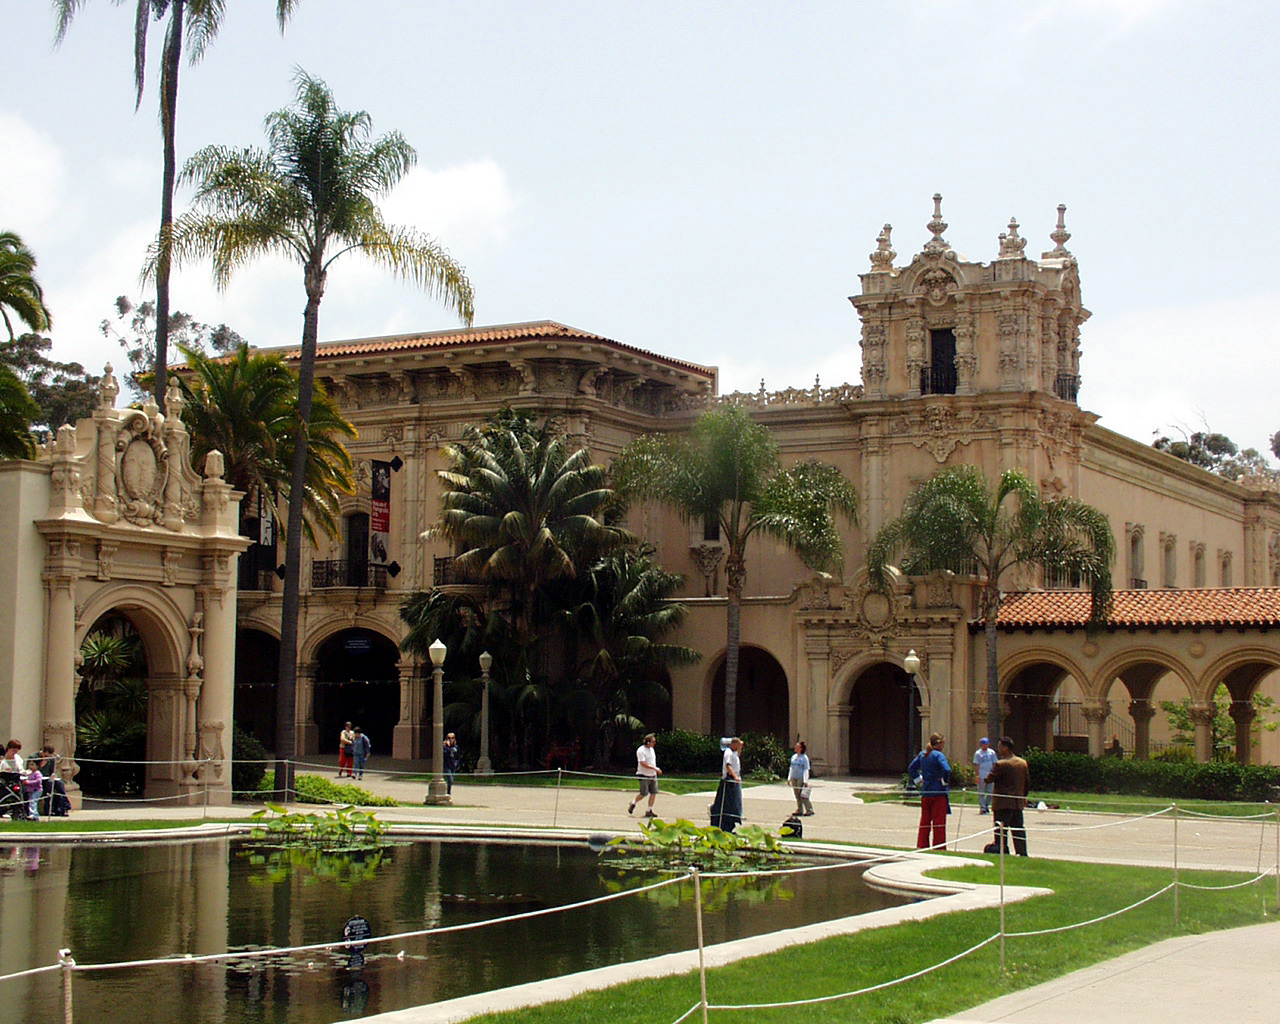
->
(380, 159), (517, 249)
(0, 111), (67, 236)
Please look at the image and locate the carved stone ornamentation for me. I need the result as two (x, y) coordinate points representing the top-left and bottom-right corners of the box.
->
(96, 542), (117, 581)
(997, 216), (1027, 259)
(869, 223), (896, 272)
(162, 548), (181, 586)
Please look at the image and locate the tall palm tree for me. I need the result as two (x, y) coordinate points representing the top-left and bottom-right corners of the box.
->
(613, 405), (858, 735)
(867, 465), (1114, 741)
(0, 231), (52, 340)
(54, 0), (300, 409)
(176, 343), (355, 543)
(165, 70), (474, 776)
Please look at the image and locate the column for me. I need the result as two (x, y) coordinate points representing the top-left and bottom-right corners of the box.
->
(297, 661), (319, 756)
(802, 639), (829, 771)
(42, 541), (80, 802)
(1082, 698), (1110, 758)
(1188, 701), (1216, 763)
(393, 660), (424, 759)
(200, 571), (237, 807)
(1128, 699), (1156, 759)
(826, 703), (851, 775)
(1228, 700), (1257, 766)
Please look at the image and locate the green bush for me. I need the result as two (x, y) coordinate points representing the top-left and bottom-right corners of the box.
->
(1151, 745), (1196, 763)
(258, 770), (400, 807)
(653, 729), (722, 773)
(949, 758), (976, 787)
(741, 732), (790, 780)
(1024, 748), (1280, 802)
(232, 723), (269, 797)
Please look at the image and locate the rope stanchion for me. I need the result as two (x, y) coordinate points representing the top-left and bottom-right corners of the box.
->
(692, 868), (709, 1024)
(553, 767), (562, 827)
(59, 949), (74, 1024)
(1173, 802), (1180, 927)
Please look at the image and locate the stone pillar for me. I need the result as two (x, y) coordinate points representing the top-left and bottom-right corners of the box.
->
(147, 674), (187, 800)
(826, 702), (851, 775)
(1229, 700), (1257, 766)
(1188, 701), (1216, 763)
(970, 703), (988, 749)
(1128, 699), (1156, 759)
(1082, 698), (1110, 758)
(297, 661), (319, 756)
(803, 639), (830, 771)
(42, 539), (81, 802)
(200, 574), (237, 808)
(393, 660), (424, 759)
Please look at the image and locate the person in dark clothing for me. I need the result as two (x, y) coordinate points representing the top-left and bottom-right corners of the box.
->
(988, 736), (1030, 856)
(443, 733), (461, 795)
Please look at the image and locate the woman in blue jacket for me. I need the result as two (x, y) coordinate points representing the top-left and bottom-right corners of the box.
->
(908, 732), (950, 850)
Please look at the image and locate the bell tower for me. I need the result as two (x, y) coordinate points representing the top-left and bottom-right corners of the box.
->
(851, 196), (1089, 402)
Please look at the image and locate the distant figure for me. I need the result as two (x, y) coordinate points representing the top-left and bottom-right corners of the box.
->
(1106, 735), (1124, 758)
(338, 722), (356, 778)
(908, 732), (950, 851)
(628, 733), (662, 818)
(443, 733), (461, 795)
(351, 728), (372, 780)
(710, 737), (744, 832)
(789, 740), (813, 816)
(989, 736), (1031, 856)
(973, 737), (998, 815)
(29, 748), (70, 817)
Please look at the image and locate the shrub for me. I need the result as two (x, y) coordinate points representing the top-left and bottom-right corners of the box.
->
(1023, 748), (1280, 802)
(258, 770), (400, 807)
(949, 758), (976, 787)
(741, 732), (790, 779)
(232, 723), (269, 797)
(653, 729), (722, 773)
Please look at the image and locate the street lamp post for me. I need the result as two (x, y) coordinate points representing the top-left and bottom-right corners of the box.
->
(425, 639), (451, 805)
(477, 650), (493, 775)
(903, 649), (921, 764)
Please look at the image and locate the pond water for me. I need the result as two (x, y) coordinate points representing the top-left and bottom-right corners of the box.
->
(2, 838), (912, 1023)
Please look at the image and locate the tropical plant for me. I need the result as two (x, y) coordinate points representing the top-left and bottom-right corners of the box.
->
(164, 70), (474, 777)
(245, 803), (390, 885)
(868, 465), (1114, 741)
(0, 231), (52, 341)
(177, 343), (355, 542)
(0, 365), (40, 459)
(613, 405), (858, 734)
(54, 0), (300, 408)
(601, 817), (795, 871)
(76, 619), (149, 795)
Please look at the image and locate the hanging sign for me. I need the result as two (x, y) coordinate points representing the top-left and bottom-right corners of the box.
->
(370, 460), (391, 564)
(258, 490), (275, 546)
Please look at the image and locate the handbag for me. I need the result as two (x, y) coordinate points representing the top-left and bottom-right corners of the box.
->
(799, 785), (812, 800)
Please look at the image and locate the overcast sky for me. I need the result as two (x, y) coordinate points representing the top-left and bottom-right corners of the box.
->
(4, 1), (1278, 455)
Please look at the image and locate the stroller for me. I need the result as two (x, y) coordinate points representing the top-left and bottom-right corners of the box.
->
(0, 772), (34, 820)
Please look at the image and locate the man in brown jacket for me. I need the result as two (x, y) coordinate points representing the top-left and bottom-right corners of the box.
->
(988, 736), (1030, 856)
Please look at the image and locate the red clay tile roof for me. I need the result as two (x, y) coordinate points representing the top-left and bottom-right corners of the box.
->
(988, 588), (1280, 630)
(268, 320), (717, 379)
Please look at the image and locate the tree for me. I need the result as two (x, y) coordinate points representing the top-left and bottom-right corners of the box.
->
(0, 333), (99, 433)
(54, 0), (300, 409)
(613, 405), (858, 734)
(165, 70), (474, 778)
(100, 294), (243, 401)
(176, 343), (355, 543)
(0, 231), (52, 340)
(0, 364), (40, 459)
(1160, 683), (1277, 761)
(868, 466), (1114, 742)
(1153, 428), (1275, 482)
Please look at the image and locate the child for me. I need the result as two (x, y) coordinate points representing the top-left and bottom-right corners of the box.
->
(22, 767), (43, 821)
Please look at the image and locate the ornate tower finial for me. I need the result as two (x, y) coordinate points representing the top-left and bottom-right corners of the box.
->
(924, 193), (949, 252)
(998, 216), (1027, 259)
(869, 223), (896, 272)
(1043, 203), (1073, 259)
(98, 363), (119, 410)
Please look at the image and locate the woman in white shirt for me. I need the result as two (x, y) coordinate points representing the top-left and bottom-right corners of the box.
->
(710, 737), (744, 833)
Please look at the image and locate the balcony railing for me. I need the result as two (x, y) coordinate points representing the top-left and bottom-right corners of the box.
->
(311, 560), (388, 589)
(1054, 373), (1080, 402)
(1130, 577), (1148, 589)
(433, 555), (486, 588)
(920, 361), (958, 396)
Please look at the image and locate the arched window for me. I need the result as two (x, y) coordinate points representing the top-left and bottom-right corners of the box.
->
(1192, 543), (1206, 587)
(1220, 551), (1233, 587)
(1160, 532), (1176, 588)
(1126, 524), (1145, 588)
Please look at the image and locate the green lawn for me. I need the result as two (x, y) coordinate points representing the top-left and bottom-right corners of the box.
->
(0, 818), (221, 833)
(456, 856), (1277, 1024)
(400, 772), (745, 795)
(873, 787), (1280, 819)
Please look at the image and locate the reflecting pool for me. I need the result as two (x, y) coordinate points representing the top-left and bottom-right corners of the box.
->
(1, 838), (910, 1023)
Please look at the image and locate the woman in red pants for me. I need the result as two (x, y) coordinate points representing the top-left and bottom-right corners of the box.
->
(908, 732), (951, 850)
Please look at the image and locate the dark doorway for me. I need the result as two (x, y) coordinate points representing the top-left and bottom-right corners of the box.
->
(234, 629), (280, 751)
(849, 663), (920, 774)
(345, 513), (370, 587)
(710, 647), (789, 740)
(923, 328), (958, 395)
(312, 629), (400, 758)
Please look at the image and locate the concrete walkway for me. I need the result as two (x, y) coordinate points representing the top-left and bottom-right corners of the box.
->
(60, 764), (1280, 1022)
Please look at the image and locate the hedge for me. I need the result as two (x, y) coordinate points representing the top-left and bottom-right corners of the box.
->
(654, 729), (792, 779)
(1025, 749), (1280, 802)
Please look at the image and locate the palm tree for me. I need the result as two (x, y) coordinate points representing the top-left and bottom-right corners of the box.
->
(177, 343), (355, 543)
(165, 70), (474, 777)
(867, 465), (1114, 741)
(54, 0), (300, 409)
(613, 405), (858, 734)
(0, 365), (41, 459)
(0, 231), (52, 340)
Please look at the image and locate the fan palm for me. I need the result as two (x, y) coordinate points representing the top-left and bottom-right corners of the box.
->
(613, 405), (858, 734)
(177, 343), (355, 542)
(868, 465), (1114, 741)
(0, 231), (52, 341)
(54, 0), (300, 408)
(164, 70), (474, 769)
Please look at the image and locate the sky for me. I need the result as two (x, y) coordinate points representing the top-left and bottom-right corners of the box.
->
(3, 0), (1279, 455)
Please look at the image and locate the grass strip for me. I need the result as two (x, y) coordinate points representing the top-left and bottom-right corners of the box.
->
(396, 773), (755, 795)
(0, 818), (221, 833)
(869, 789), (1279, 819)
(456, 856), (1276, 1024)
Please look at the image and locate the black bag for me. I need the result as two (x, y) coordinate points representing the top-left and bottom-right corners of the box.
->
(983, 842), (1001, 854)
(781, 814), (803, 839)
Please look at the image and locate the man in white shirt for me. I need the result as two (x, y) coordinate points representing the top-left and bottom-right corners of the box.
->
(973, 737), (998, 815)
(628, 733), (662, 818)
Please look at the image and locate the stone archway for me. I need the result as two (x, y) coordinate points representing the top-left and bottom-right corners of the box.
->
(234, 628), (280, 751)
(709, 646), (789, 740)
(311, 628), (401, 761)
(846, 661), (920, 775)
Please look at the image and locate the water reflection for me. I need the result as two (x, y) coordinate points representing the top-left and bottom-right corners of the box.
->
(1, 838), (908, 1023)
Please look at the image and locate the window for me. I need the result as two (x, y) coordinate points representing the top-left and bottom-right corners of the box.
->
(703, 515), (720, 542)
(345, 512), (370, 586)
(1126, 523), (1146, 588)
(921, 328), (958, 395)
(1192, 543), (1206, 587)
(1160, 532), (1176, 588)
(1220, 551), (1233, 587)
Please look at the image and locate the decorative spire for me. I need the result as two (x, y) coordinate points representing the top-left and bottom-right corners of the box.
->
(869, 223), (896, 272)
(1043, 203), (1073, 259)
(998, 216), (1027, 259)
(924, 193), (949, 253)
(98, 363), (119, 410)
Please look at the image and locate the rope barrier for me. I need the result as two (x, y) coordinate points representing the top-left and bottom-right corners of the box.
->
(0, 964), (62, 984)
(1006, 883), (1175, 937)
(1177, 867), (1277, 891)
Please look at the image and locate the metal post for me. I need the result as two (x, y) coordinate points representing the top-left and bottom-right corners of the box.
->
(1274, 806), (1279, 912)
(425, 640), (450, 805)
(693, 868), (709, 1024)
(553, 767), (563, 827)
(1173, 802), (1179, 927)
(999, 839), (1006, 972)
(477, 651), (493, 775)
(59, 948), (74, 1024)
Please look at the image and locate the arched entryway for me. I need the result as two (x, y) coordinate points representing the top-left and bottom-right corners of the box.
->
(75, 612), (149, 795)
(710, 647), (789, 740)
(1003, 661), (1072, 754)
(847, 661), (920, 774)
(234, 628), (280, 751)
(311, 629), (401, 758)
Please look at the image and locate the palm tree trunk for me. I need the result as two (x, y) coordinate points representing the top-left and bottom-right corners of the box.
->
(723, 554), (746, 736)
(153, 0), (185, 411)
(275, 261), (324, 797)
(985, 587), (1001, 742)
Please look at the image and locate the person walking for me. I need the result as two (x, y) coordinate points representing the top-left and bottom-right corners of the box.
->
(908, 732), (950, 850)
(973, 737), (997, 815)
(337, 722), (356, 778)
(789, 740), (813, 816)
(989, 736), (1030, 856)
(628, 733), (662, 818)
(351, 728), (372, 780)
(443, 733), (461, 795)
(710, 737), (744, 833)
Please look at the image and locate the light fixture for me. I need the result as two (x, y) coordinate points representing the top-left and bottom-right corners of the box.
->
(478, 650), (492, 672)
(429, 638), (447, 668)
(903, 649), (921, 676)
